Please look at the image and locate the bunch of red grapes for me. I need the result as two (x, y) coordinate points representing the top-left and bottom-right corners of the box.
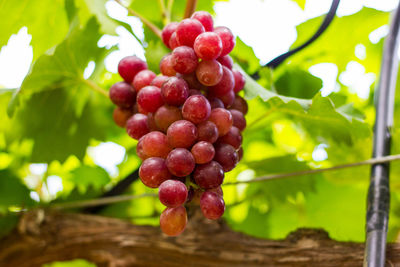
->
(109, 11), (248, 236)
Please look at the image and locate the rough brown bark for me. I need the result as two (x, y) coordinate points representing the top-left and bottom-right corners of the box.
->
(0, 210), (399, 267)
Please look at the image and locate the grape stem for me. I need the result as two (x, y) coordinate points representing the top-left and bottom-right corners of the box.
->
(166, 0), (174, 22)
(183, 0), (197, 19)
(38, 154), (400, 209)
(83, 79), (108, 98)
(158, 0), (169, 25)
(114, 0), (162, 38)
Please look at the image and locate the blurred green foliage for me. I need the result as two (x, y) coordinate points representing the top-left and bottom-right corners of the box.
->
(0, 0), (399, 256)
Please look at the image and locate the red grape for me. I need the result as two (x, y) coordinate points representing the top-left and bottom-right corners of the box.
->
(166, 148), (195, 177)
(216, 89), (235, 108)
(230, 109), (246, 131)
(217, 55), (233, 69)
(154, 105), (183, 132)
(197, 121), (219, 143)
(139, 157), (171, 188)
(196, 60), (223, 86)
(147, 113), (159, 131)
(133, 70), (156, 92)
(137, 86), (164, 113)
(193, 161), (224, 189)
(189, 89), (202, 96)
(177, 72), (205, 90)
(126, 113), (150, 140)
(162, 22), (178, 48)
(141, 131), (171, 158)
(191, 141), (215, 164)
(136, 137), (148, 160)
(159, 180), (188, 207)
(160, 54), (177, 76)
(207, 97), (225, 109)
(209, 186), (223, 197)
(169, 32), (179, 50)
(194, 32), (222, 60)
(151, 75), (169, 88)
(118, 56), (147, 83)
(238, 147), (243, 161)
(214, 143), (238, 172)
(113, 107), (133, 128)
(176, 18), (205, 47)
(214, 26), (235, 56)
(161, 77), (189, 106)
(172, 46), (198, 74)
(209, 108), (233, 136)
(232, 70), (245, 93)
(182, 95), (211, 124)
(209, 66), (235, 96)
(109, 82), (136, 108)
(230, 95), (248, 114)
(200, 191), (225, 220)
(191, 11), (214, 32)
(160, 206), (187, 236)
(167, 120), (198, 148)
(217, 126), (242, 149)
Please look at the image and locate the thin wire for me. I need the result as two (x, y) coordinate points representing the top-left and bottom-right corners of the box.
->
(49, 154), (400, 209)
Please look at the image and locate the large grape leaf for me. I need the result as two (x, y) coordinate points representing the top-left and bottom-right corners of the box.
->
(290, 8), (389, 73)
(69, 165), (111, 192)
(0, 0), (69, 61)
(0, 170), (34, 212)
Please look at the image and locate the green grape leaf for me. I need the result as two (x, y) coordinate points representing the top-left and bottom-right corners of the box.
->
(0, 170), (34, 211)
(274, 67), (322, 99)
(291, 0), (306, 9)
(69, 165), (111, 192)
(144, 40), (169, 73)
(0, 0), (69, 61)
(291, 8), (389, 73)
(231, 37), (260, 75)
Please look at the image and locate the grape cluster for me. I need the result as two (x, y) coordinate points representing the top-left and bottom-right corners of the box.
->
(109, 11), (247, 236)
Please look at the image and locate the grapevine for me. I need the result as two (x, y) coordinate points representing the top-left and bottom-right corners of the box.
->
(108, 11), (247, 236)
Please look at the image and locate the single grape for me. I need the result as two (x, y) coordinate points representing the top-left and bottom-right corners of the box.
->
(177, 72), (205, 90)
(169, 32), (179, 50)
(230, 109), (246, 131)
(139, 157), (171, 188)
(141, 131), (171, 158)
(133, 70), (156, 92)
(214, 143), (238, 172)
(118, 56), (147, 83)
(209, 108), (233, 136)
(230, 95), (248, 114)
(207, 97), (225, 109)
(126, 113), (150, 140)
(109, 82), (136, 108)
(167, 120), (198, 148)
(136, 137), (148, 160)
(151, 75), (169, 88)
(137, 86), (164, 113)
(166, 148), (196, 177)
(214, 26), (235, 56)
(158, 180), (188, 207)
(176, 18), (205, 47)
(233, 70), (246, 93)
(193, 32), (222, 60)
(197, 121), (219, 143)
(160, 54), (177, 76)
(154, 105), (183, 132)
(182, 95), (211, 124)
(215, 89), (235, 108)
(161, 77), (189, 106)
(217, 55), (233, 69)
(160, 206), (187, 236)
(200, 191), (225, 220)
(172, 46), (198, 74)
(238, 147), (243, 161)
(208, 186), (223, 197)
(209, 66), (235, 96)
(217, 126), (242, 149)
(191, 141), (215, 164)
(162, 22), (179, 48)
(147, 113), (159, 131)
(191, 11), (214, 32)
(113, 107), (133, 128)
(193, 161), (224, 189)
(196, 60), (223, 86)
